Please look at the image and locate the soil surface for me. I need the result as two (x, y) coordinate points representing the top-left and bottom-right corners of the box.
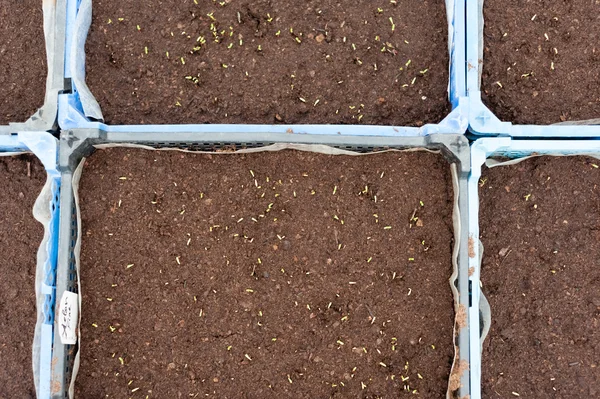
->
(77, 148), (456, 398)
(86, 0), (450, 125)
(480, 157), (600, 398)
(482, 1), (600, 124)
(0, 1), (47, 124)
(0, 155), (46, 398)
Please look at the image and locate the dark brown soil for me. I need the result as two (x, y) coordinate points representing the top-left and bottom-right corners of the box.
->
(0, 1), (47, 125)
(0, 155), (46, 398)
(482, 1), (600, 124)
(86, 1), (450, 126)
(479, 157), (600, 398)
(76, 148), (456, 398)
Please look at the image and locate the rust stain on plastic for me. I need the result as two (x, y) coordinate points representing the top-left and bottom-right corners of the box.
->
(449, 359), (470, 392)
(456, 304), (467, 330)
(51, 379), (61, 395)
(468, 236), (476, 258)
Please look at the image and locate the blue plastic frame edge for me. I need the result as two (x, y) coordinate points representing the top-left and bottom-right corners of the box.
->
(0, 132), (60, 399)
(468, 137), (600, 399)
(466, 1), (600, 137)
(59, 0), (468, 136)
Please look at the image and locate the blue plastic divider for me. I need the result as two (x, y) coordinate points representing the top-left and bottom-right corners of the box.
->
(468, 137), (600, 399)
(466, 1), (600, 137)
(59, 0), (468, 136)
(0, 134), (28, 152)
(0, 133), (60, 399)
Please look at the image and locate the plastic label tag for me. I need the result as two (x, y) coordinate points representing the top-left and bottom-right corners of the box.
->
(58, 291), (79, 345)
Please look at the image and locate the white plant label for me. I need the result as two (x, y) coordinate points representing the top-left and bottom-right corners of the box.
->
(58, 291), (79, 345)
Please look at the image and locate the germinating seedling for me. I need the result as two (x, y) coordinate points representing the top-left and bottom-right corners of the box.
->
(87, 0), (449, 125)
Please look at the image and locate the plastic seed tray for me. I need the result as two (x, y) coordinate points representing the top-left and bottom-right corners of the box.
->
(5, 0), (600, 397)
(58, 0), (467, 136)
(466, 1), (600, 137)
(468, 137), (600, 399)
(50, 129), (471, 398)
(0, 132), (60, 399)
